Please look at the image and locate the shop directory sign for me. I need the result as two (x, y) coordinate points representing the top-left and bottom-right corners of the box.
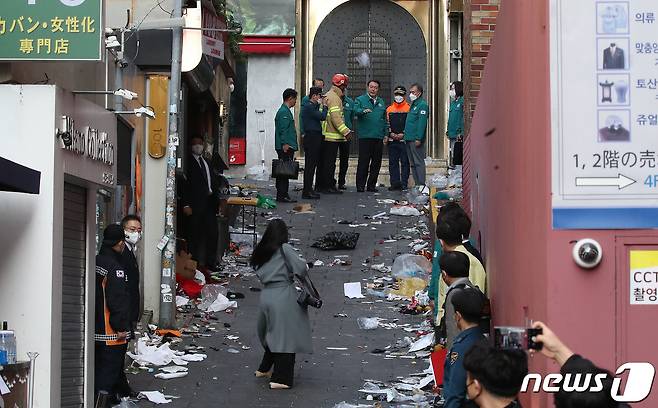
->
(551, 0), (658, 229)
(0, 0), (102, 60)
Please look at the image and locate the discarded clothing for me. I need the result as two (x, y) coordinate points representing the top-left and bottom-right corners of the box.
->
(311, 232), (360, 250)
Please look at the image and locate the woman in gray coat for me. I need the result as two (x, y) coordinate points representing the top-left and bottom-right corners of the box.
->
(250, 219), (312, 389)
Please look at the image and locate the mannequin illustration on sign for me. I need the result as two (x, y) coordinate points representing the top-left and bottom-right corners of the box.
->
(598, 114), (630, 142)
(599, 4), (628, 34)
(603, 43), (625, 69)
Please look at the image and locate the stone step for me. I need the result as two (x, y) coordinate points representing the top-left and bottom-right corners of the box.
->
(297, 157), (447, 185)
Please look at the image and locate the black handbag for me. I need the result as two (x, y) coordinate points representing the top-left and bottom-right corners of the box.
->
(271, 158), (300, 179)
(453, 140), (464, 165)
(280, 247), (323, 309)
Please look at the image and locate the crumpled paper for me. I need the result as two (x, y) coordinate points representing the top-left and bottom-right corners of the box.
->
(138, 391), (172, 404)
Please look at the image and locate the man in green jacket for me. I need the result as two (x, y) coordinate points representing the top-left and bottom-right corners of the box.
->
(446, 81), (464, 168)
(404, 83), (429, 188)
(274, 88), (299, 203)
(354, 80), (387, 192)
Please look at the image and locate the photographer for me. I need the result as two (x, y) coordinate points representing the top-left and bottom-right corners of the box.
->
(530, 321), (631, 408)
(462, 343), (528, 408)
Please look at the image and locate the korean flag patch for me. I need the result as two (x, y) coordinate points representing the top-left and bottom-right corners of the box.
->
(450, 351), (459, 365)
(116, 270), (125, 278)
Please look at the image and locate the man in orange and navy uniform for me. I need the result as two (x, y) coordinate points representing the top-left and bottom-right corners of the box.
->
(95, 224), (131, 406)
(385, 85), (411, 191)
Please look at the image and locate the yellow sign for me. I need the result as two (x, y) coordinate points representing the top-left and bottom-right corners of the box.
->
(148, 76), (169, 159)
(630, 250), (658, 305)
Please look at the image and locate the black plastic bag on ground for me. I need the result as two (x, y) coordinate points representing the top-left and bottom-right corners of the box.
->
(311, 232), (360, 250)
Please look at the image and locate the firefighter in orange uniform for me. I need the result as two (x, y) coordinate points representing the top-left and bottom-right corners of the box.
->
(94, 224), (131, 406)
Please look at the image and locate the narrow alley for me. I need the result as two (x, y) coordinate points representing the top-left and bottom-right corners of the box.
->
(128, 183), (441, 407)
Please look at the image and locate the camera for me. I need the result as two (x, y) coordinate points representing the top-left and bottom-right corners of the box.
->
(572, 238), (603, 269)
(494, 326), (543, 351)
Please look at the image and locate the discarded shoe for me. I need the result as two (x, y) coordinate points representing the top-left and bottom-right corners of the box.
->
(269, 382), (290, 389)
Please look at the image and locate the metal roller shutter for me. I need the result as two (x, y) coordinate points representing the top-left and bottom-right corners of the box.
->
(61, 183), (87, 408)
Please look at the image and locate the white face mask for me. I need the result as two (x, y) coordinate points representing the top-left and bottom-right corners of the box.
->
(191, 145), (204, 155)
(229, 83), (235, 93)
(394, 95), (404, 103)
(409, 93), (418, 102)
(125, 231), (141, 245)
(449, 89), (457, 99)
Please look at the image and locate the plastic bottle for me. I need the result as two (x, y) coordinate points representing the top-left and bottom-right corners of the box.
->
(0, 322), (16, 364)
(0, 331), (9, 365)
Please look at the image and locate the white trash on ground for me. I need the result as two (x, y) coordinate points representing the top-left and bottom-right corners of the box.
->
(408, 333), (435, 353)
(138, 391), (172, 404)
(448, 165), (463, 188)
(198, 284), (237, 312)
(392, 254), (432, 279)
(356, 317), (380, 330)
(390, 206), (421, 217)
(429, 173), (449, 189)
(246, 165), (270, 181)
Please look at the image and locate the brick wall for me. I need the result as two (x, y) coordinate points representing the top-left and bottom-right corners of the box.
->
(462, 0), (499, 215)
(463, 0), (500, 134)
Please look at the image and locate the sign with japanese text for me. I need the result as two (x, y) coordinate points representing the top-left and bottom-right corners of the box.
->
(0, 0), (102, 60)
(630, 250), (658, 305)
(551, 0), (658, 229)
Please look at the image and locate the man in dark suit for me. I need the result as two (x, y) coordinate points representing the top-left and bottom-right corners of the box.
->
(183, 136), (219, 270)
(603, 43), (625, 69)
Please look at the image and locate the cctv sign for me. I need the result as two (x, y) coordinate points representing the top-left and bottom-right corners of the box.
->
(0, 0), (102, 60)
(630, 250), (658, 305)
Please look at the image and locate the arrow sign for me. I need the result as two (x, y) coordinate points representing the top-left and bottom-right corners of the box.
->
(575, 174), (636, 189)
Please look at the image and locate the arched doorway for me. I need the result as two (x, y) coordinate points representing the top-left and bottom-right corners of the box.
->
(313, 0), (427, 155)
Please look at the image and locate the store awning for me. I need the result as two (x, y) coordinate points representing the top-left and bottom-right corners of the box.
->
(239, 36), (294, 54)
(0, 157), (41, 194)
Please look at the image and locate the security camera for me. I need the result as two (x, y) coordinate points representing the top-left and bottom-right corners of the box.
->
(134, 107), (155, 119)
(105, 35), (121, 49)
(450, 49), (462, 59)
(572, 239), (603, 269)
(116, 59), (129, 69)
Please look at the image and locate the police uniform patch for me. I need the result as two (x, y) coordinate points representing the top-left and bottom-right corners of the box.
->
(450, 352), (459, 365)
(116, 270), (125, 278)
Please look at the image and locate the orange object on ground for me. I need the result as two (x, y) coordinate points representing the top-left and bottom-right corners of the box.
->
(156, 329), (182, 337)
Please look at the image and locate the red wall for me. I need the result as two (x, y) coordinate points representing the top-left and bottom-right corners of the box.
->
(467, 0), (658, 406)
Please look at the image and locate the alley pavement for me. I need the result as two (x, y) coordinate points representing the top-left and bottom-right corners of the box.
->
(129, 181), (433, 407)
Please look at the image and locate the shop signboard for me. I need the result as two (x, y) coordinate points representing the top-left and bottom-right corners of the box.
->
(0, 0), (102, 60)
(551, 0), (658, 228)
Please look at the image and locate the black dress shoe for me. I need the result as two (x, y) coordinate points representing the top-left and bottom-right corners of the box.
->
(388, 185), (402, 191)
(357, 188), (365, 193)
(338, 184), (347, 190)
(367, 187), (379, 192)
(276, 197), (296, 203)
(323, 188), (342, 194)
(302, 192), (320, 199)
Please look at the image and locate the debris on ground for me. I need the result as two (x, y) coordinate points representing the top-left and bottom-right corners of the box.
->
(389, 205), (422, 217)
(312, 232), (360, 250)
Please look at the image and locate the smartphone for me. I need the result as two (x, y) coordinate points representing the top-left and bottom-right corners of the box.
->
(494, 326), (543, 351)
